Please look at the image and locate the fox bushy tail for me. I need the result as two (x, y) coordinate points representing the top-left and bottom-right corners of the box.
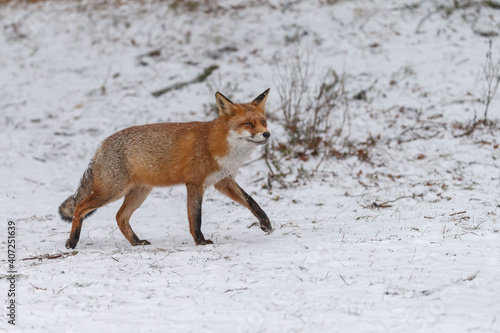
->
(59, 164), (95, 222)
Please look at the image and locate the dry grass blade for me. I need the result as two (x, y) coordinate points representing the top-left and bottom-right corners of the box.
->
(21, 251), (78, 261)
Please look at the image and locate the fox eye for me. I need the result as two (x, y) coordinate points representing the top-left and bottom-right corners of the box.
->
(262, 120), (267, 126)
(243, 122), (254, 127)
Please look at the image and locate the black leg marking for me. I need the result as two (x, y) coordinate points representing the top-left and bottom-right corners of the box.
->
(238, 185), (272, 232)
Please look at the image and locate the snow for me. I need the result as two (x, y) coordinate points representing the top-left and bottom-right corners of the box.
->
(1, 0), (500, 332)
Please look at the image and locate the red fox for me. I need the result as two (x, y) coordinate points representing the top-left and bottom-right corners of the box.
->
(59, 89), (273, 249)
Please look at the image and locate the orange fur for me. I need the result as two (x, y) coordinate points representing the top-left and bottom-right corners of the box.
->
(60, 89), (273, 248)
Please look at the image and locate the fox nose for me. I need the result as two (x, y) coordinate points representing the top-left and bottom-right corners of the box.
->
(263, 132), (270, 139)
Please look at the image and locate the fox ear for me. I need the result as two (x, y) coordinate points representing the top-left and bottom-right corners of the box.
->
(251, 88), (270, 114)
(215, 92), (235, 116)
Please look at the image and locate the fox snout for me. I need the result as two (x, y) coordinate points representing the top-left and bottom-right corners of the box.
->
(259, 131), (271, 142)
(250, 130), (270, 145)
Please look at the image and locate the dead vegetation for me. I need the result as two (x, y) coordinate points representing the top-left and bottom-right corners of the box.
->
(20, 251), (78, 261)
(262, 0), (500, 189)
(0, 0), (42, 5)
(481, 38), (500, 123)
(452, 38), (500, 136)
(415, 0), (500, 36)
(263, 53), (351, 188)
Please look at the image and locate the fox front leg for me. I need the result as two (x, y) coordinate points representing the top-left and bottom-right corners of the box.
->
(215, 177), (273, 232)
(186, 184), (213, 245)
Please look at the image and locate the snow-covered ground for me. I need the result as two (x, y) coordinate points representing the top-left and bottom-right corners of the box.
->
(1, 0), (500, 332)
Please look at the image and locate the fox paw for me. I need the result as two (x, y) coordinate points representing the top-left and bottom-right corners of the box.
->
(134, 239), (151, 246)
(197, 239), (213, 246)
(65, 239), (77, 249)
(260, 224), (273, 233)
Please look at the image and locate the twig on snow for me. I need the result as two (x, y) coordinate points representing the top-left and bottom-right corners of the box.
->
(21, 251), (78, 261)
(224, 287), (248, 293)
(338, 273), (352, 286)
(151, 65), (219, 97)
(100, 62), (113, 95)
(450, 211), (466, 216)
(365, 193), (424, 209)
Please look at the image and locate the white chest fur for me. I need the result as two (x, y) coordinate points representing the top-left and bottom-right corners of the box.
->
(204, 130), (256, 189)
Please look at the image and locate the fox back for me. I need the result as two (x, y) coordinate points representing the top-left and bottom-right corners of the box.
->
(91, 90), (270, 193)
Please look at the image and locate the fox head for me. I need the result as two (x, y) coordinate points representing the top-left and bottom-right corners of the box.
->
(215, 88), (271, 146)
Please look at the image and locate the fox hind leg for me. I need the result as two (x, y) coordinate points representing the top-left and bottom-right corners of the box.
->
(66, 192), (112, 249)
(116, 186), (152, 246)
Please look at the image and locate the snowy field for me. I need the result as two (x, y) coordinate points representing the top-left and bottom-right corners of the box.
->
(1, 0), (500, 332)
